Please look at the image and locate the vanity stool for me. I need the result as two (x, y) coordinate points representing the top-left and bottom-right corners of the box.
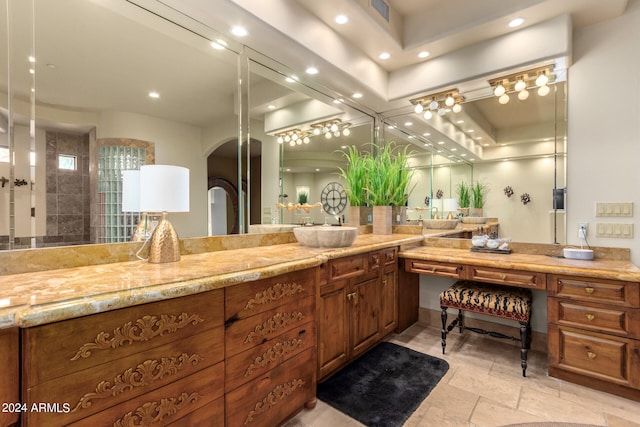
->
(440, 280), (533, 377)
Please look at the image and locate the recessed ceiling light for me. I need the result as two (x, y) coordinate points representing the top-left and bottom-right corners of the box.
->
(286, 168), (291, 171)
(148, 91), (160, 99)
(305, 67), (319, 75)
(501, 143), (507, 146)
(508, 18), (525, 28)
(378, 52), (391, 60)
(267, 104), (276, 110)
(231, 26), (248, 37)
(456, 120), (464, 124)
(341, 145), (347, 149)
(333, 99), (343, 104)
(418, 51), (430, 59)
(404, 122), (413, 126)
(423, 132), (431, 136)
(483, 144), (489, 147)
(437, 141), (444, 145)
(315, 168), (320, 172)
(352, 92), (363, 99)
(28, 56), (36, 63)
(408, 135), (414, 139)
(476, 137), (483, 140)
(387, 125), (395, 129)
(335, 14), (348, 24)
(461, 154), (467, 157)
(211, 41), (225, 50)
(285, 75), (298, 83)
(451, 148), (457, 151)
(467, 129), (475, 133)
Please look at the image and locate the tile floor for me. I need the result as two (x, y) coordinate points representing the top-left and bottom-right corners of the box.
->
(285, 323), (640, 427)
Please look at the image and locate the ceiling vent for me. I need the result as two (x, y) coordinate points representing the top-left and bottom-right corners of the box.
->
(370, 0), (390, 22)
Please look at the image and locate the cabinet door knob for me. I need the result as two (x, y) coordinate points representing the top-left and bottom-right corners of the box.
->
(431, 267), (437, 273)
(585, 287), (595, 295)
(500, 274), (506, 280)
(587, 351), (597, 360)
(586, 314), (595, 321)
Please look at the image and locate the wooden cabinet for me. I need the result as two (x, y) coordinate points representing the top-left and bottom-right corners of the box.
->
(548, 274), (640, 400)
(318, 248), (398, 381)
(0, 328), (19, 427)
(21, 290), (225, 427)
(224, 268), (317, 426)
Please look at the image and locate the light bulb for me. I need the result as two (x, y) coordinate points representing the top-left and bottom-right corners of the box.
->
(303, 137), (310, 144)
(452, 103), (462, 113)
(494, 84), (505, 97)
(499, 93), (510, 104)
(537, 84), (550, 96)
(423, 110), (433, 120)
(296, 139), (302, 145)
(277, 137), (284, 144)
(514, 79), (526, 92)
(284, 135), (291, 142)
(334, 131), (340, 137)
(429, 99), (439, 110)
(438, 108), (446, 116)
(414, 104), (424, 114)
(322, 127), (328, 134)
(291, 133), (298, 141)
(330, 123), (338, 132)
(536, 72), (549, 87)
(325, 132), (332, 139)
(342, 128), (351, 136)
(313, 128), (321, 135)
(445, 94), (455, 107)
(518, 89), (529, 100)
(289, 140), (295, 146)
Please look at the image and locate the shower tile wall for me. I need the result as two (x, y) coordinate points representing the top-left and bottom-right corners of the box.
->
(45, 131), (91, 247)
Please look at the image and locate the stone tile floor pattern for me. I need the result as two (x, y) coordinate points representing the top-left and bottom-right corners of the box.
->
(284, 323), (640, 427)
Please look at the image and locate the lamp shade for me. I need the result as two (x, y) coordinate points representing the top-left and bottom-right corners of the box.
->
(139, 165), (189, 212)
(443, 198), (458, 212)
(121, 170), (140, 212)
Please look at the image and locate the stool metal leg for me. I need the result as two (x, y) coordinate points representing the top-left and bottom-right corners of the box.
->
(457, 310), (464, 333)
(519, 321), (531, 377)
(440, 307), (448, 354)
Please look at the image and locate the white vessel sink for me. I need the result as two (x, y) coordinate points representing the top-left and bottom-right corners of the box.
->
(293, 226), (358, 248)
(423, 219), (460, 229)
(461, 217), (488, 224)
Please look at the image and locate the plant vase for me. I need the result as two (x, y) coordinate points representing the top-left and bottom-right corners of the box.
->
(373, 206), (392, 235)
(469, 208), (483, 217)
(348, 206), (370, 226)
(392, 206), (407, 225)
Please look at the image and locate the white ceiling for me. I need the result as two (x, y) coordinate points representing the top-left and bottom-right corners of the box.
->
(0, 0), (628, 167)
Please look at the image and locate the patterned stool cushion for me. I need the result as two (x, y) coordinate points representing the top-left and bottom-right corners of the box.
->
(440, 280), (532, 322)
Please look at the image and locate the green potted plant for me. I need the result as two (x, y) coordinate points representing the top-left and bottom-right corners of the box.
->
(297, 191), (308, 204)
(365, 142), (415, 234)
(470, 181), (487, 217)
(456, 181), (471, 217)
(337, 145), (370, 226)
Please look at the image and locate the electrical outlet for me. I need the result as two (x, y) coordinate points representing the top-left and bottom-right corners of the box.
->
(578, 222), (588, 239)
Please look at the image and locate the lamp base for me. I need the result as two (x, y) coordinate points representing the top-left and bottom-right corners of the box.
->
(148, 212), (181, 263)
(131, 212), (153, 242)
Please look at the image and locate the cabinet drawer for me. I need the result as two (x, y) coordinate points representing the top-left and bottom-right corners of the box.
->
(226, 321), (315, 392)
(25, 328), (223, 426)
(467, 266), (546, 290)
(404, 259), (465, 279)
(23, 290), (223, 386)
(329, 254), (366, 281)
(382, 247), (398, 265)
(548, 325), (640, 388)
(226, 349), (315, 427)
(549, 275), (640, 306)
(225, 268), (315, 321)
(548, 298), (640, 337)
(225, 296), (315, 358)
(66, 362), (224, 427)
(166, 397), (224, 427)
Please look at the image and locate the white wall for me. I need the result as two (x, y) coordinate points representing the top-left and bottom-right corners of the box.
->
(97, 111), (208, 238)
(568, 0), (640, 264)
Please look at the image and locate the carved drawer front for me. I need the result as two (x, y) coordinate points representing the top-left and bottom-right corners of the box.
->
(549, 275), (640, 307)
(66, 362), (224, 427)
(225, 296), (315, 358)
(25, 328), (223, 426)
(226, 320), (316, 392)
(382, 247), (398, 265)
(548, 298), (636, 337)
(23, 290), (223, 386)
(368, 252), (382, 272)
(165, 397), (224, 427)
(225, 268), (315, 321)
(329, 254), (366, 281)
(226, 349), (315, 427)
(549, 325), (640, 388)
(467, 266), (546, 290)
(405, 259), (465, 279)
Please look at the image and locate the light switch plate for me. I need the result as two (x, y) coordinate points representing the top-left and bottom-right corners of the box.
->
(595, 223), (634, 238)
(596, 202), (633, 217)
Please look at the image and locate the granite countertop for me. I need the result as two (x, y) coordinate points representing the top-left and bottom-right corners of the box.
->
(400, 244), (640, 282)
(0, 234), (423, 329)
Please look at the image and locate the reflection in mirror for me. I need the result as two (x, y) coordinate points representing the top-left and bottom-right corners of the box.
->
(246, 60), (375, 231)
(1, 0), (240, 249)
(381, 65), (567, 244)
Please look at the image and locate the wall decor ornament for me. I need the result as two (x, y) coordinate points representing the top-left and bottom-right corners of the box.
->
(436, 189), (443, 199)
(504, 186), (514, 197)
(521, 193), (532, 205)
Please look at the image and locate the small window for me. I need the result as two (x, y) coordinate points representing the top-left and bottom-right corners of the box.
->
(58, 154), (77, 170)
